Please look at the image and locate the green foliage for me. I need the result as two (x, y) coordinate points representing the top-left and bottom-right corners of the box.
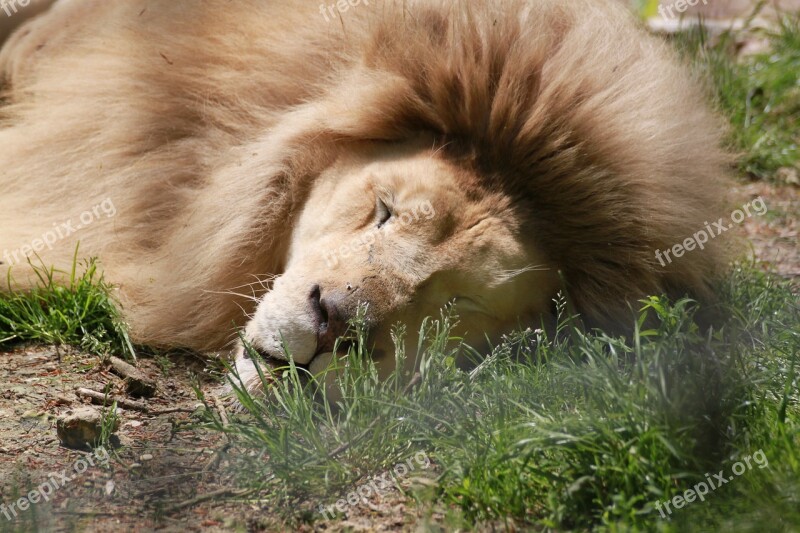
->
(676, 17), (800, 180)
(0, 245), (794, 531)
(98, 399), (120, 450)
(210, 264), (799, 531)
(631, 0), (661, 19)
(0, 254), (134, 359)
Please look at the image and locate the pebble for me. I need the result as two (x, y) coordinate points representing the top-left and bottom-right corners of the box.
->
(56, 407), (118, 450)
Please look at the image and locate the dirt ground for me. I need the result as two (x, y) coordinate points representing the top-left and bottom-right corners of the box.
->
(0, 347), (440, 532)
(734, 182), (799, 282)
(0, 348), (240, 532)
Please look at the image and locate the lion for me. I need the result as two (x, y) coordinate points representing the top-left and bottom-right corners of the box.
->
(0, 0), (731, 390)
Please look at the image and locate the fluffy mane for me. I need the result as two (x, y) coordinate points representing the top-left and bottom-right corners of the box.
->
(0, 0), (731, 349)
(353, 0), (733, 328)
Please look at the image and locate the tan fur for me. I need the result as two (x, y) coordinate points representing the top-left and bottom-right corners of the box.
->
(0, 0), (731, 360)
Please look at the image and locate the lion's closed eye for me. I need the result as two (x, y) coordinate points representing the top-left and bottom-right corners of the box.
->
(375, 196), (392, 228)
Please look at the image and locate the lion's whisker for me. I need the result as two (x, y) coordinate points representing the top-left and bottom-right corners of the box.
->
(203, 289), (262, 304)
(495, 264), (551, 284)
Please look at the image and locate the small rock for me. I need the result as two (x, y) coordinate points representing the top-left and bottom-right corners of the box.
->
(776, 167), (799, 187)
(140, 453), (153, 461)
(56, 407), (119, 450)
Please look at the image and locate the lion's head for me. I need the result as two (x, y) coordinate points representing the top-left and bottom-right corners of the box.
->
(235, 139), (560, 385)
(226, 0), (732, 391)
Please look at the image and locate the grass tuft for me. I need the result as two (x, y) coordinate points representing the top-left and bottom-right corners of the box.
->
(0, 254), (134, 359)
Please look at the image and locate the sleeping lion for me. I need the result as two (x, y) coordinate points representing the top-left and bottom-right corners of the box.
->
(0, 0), (730, 389)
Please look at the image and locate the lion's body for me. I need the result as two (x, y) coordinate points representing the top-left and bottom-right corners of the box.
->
(1, 1), (347, 349)
(0, 0), (730, 354)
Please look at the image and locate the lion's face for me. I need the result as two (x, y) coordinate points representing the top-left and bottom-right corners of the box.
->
(237, 142), (560, 381)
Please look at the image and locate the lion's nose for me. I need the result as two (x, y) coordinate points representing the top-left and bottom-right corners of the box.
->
(309, 284), (349, 354)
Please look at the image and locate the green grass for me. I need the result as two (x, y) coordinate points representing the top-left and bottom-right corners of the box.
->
(0, 255), (134, 359)
(207, 264), (798, 531)
(674, 17), (800, 180)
